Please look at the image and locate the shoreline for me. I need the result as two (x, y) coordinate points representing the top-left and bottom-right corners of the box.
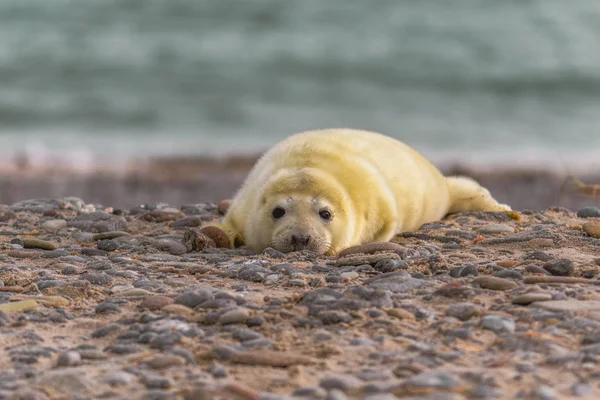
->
(0, 154), (599, 211)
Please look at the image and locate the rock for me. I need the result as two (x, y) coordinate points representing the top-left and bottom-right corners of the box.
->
(477, 224), (515, 234)
(230, 350), (315, 367)
(140, 296), (174, 311)
(445, 303), (483, 321)
(97, 239), (118, 252)
(104, 371), (135, 387)
(149, 354), (185, 369)
(511, 293), (553, 305)
(577, 207), (600, 218)
(317, 310), (353, 324)
(472, 276), (518, 291)
(0, 299), (38, 313)
(582, 222), (600, 239)
(183, 228), (215, 251)
(320, 375), (362, 392)
(338, 242), (405, 257)
(480, 315), (515, 333)
(22, 238), (57, 250)
(533, 300), (600, 312)
(374, 259), (408, 273)
(524, 251), (553, 261)
(174, 289), (213, 308)
(217, 199), (231, 215)
(10, 197), (86, 213)
(80, 273), (113, 285)
(219, 308), (250, 325)
(542, 259), (574, 276)
(155, 239), (187, 255)
(40, 219), (68, 232)
(92, 231), (130, 240)
(0, 209), (16, 222)
(68, 211), (127, 233)
(398, 371), (460, 393)
(56, 351), (82, 367)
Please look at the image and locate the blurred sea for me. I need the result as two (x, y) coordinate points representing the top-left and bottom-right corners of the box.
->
(1, 0), (600, 172)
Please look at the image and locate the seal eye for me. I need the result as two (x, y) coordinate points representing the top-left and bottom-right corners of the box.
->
(319, 210), (332, 221)
(272, 207), (286, 220)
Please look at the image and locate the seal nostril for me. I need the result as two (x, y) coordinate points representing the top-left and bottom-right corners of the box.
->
(291, 234), (311, 246)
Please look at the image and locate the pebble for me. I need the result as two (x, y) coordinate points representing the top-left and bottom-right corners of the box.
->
(511, 293), (553, 305)
(577, 207), (600, 218)
(472, 276), (518, 291)
(445, 302), (483, 321)
(542, 258), (574, 276)
(10, 197), (86, 213)
(534, 300), (600, 312)
(56, 351), (82, 367)
(68, 211), (127, 232)
(0, 299), (38, 313)
(80, 273), (113, 285)
(319, 375), (362, 392)
(477, 224), (515, 234)
(21, 238), (57, 250)
(219, 308), (250, 325)
(400, 371), (459, 391)
(92, 231), (131, 240)
(480, 315), (516, 333)
(40, 219), (68, 232)
(140, 295), (174, 310)
(149, 354), (185, 369)
(582, 222), (600, 238)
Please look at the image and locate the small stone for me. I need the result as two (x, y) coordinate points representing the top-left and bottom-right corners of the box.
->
(524, 251), (553, 262)
(96, 239), (118, 252)
(201, 225), (232, 248)
(91, 324), (121, 338)
(571, 382), (593, 397)
(339, 242), (405, 257)
(68, 211), (127, 232)
(22, 238), (57, 250)
(140, 296), (174, 311)
(373, 259), (408, 273)
(41, 219), (68, 232)
(340, 271), (359, 280)
(477, 224), (515, 234)
(211, 364), (228, 378)
(445, 303), (482, 321)
(219, 308), (250, 325)
(92, 231), (130, 240)
(326, 390), (349, 400)
(149, 354), (185, 369)
(174, 289), (213, 308)
(320, 375), (362, 392)
(577, 207), (600, 218)
(80, 273), (113, 285)
(480, 315), (515, 333)
(104, 371), (135, 386)
(0, 299), (38, 313)
(534, 300), (600, 312)
(317, 310), (352, 324)
(543, 259), (574, 276)
(140, 372), (172, 389)
(530, 386), (555, 400)
(56, 351), (81, 367)
(511, 293), (553, 305)
(400, 371), (459, 391)
(217, 199), (231, 215)
(494, 269), (523, 280)
(473, 276), (518, 291)
(582, 222), (600, 239)
(155, 239), (187, 255)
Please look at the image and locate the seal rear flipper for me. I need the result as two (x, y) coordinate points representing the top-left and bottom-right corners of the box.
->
(446, 176), (511, 214)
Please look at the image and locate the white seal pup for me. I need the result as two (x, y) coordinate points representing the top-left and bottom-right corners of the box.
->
(210, 129), (510, 255)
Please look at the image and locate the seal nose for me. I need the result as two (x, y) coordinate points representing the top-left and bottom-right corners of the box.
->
(291, 234), (311, 248)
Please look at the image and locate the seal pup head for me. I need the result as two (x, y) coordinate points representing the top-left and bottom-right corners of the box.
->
(249, 167), (353, 255)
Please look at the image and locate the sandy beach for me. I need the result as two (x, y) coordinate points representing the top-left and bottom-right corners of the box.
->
(1, 187), (600, 399)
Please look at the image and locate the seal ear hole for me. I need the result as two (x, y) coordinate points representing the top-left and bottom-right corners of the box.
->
(272, 207), (286, 220)
(233, 235), (244, 248)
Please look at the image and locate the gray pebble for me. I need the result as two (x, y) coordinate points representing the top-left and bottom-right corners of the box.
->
(530, 386), (555, 400)
(80, 273), (113, 285)
(577, 207), (600, 218)
(140, 372), (172, 389)
(325, 389), (349, 400)
(106, 344), (143, 355)
(320, 375), (362, 392)
(570, 382), (593, 397)
(493, 269), (523, 280)
(210, 363), (227, 378)
(104, 371), (135, 387)
(68, 211), (127, 233)
(543, 259), (574, 276)
(480, 315), (515, 333)
(402, 371), (459, 390)
(174, 288), (213, 308)
(56, 351), (81, 367)
(237, 265), (270, 282)
(317, 310), (353, 324)
(95, 301), (122, 314)
(445, 303), (482, 321)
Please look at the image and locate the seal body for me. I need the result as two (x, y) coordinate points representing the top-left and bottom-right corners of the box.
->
(212, 129), (510, 255)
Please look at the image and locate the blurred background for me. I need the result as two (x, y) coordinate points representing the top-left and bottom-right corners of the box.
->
(0, 0), (599, 210)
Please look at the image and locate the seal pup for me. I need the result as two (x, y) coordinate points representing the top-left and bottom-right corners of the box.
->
(210, 129), (510, 255)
